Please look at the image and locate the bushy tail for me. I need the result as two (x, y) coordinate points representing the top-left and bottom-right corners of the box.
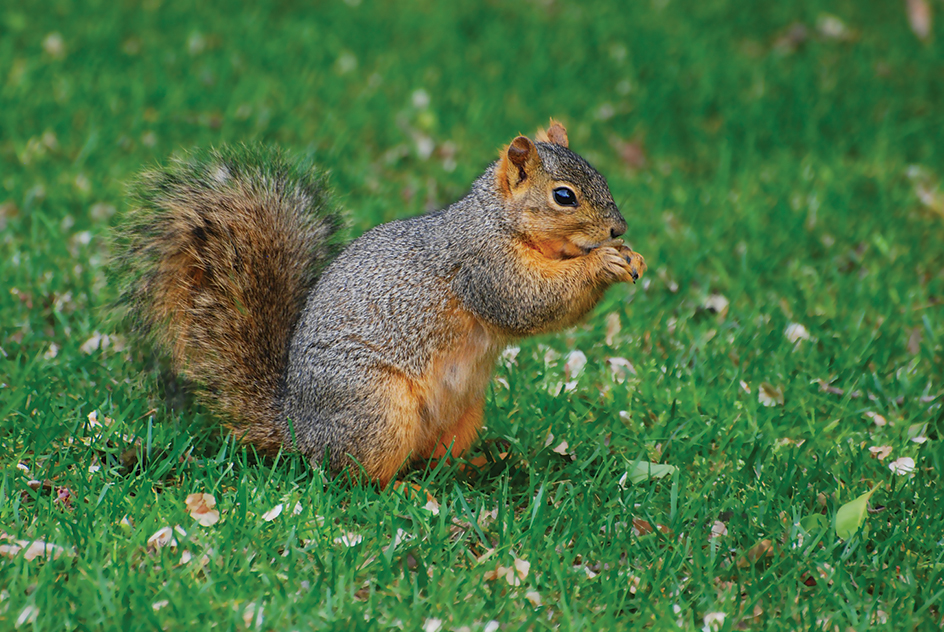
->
(112, 146), (343, 451)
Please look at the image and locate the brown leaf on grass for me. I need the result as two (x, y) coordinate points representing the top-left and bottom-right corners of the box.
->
(484, 558), (531, 586)
(906, 327), (923, 355)
(147, 525), (186, 550)
(261, 504), (283, 522)
(773, 22), (809, 53)
(869, 445), (893, 460)
(0, 533), (71, 561)
(55, 486), (73, 510)
(611, 136), (648, 171)
(564, 350), (587, 379)
(864, 411), (887, 427)
(632, 517), (671, 537)
(905, 166), (944, 217)
(889, 457), (916, 476)
(242, 603), (263, 629)
(333, 532), (363, 547)
(605, 312), (621, 346)
(607, 357), (637, 383)
(758, 383), (784, 407)
(907, 0), (932, 41)
(710, 521), (728, 539)
(737, 539), (775, 568)
(704, 294), (729, 317)
(185, 493), (220, 526)
(816, 14), (854, 41)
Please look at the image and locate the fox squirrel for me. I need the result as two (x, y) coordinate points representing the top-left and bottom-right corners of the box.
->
(113, 121), (646, 487)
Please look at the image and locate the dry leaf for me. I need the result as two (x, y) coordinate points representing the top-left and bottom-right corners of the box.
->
(513, 558), (530, 580)
(607, 357), (636, 383)
(631, 517), (671, 537)
(147, 526), (184, 550)
(551, 440), (569, 456)
(242, 603), (263, 628)
(334, 532), (363, 547)
(704, 294), (729, 316)
(16, 605), (38, 627)
(501, 345), (520, 366)
(703, 612), (726, 630)
(605, 312), (621, 346)
(784, 323), (810, 343)
(185, 493), (220, 527)
(612, 137), (648, 171)
(906, 327), (923, 355)
(774, 22), (810, 53)
(564, 350), (587, 379)
(758, 383), (784, 407)
(909, 422), (929, 444)
(710, 521), (728, 539)
(869, 445), (893, 460)
(422, 619), (443, 632)
(864, 411), (887, 427)
(739, 539), (775, 566)
(261, 504), (283, 522)
(889, 457), (916, 476)
(816, 14), (852, 40)
(42, 32), (65, 57)
(525, 590), (542, 607)
(0, 535), (70, 561)
(485, 558), (531, 586)
(906, 0), (932, 41)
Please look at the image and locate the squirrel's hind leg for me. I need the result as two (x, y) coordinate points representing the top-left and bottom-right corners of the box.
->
(424, 397), (485, 462)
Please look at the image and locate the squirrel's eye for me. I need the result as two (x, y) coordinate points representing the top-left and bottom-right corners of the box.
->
(552, 187), (577, 207)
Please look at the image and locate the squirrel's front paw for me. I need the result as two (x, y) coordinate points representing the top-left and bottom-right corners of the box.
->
(596, 246), (647, 284)
(618, 246), (646, 283)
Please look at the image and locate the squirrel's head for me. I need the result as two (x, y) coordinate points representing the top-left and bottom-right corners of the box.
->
(495, 120), (628, 260)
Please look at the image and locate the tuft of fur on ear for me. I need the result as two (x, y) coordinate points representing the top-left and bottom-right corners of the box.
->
(496, 135), (540, 197)
(535, 118), (569, 148)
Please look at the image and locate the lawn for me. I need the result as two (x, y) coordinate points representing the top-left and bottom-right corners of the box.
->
(1, 0), (942, 629)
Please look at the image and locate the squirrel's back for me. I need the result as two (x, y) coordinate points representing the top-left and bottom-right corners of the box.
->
(113, 146), (342, 451)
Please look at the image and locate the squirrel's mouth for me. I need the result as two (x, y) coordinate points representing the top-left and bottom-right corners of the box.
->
(573, 237), (624, 255)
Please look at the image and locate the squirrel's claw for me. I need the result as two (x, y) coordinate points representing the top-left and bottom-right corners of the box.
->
(618, 246), (646, 284)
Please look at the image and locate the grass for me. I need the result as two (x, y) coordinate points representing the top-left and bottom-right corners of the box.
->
(1, 0), (942, 629)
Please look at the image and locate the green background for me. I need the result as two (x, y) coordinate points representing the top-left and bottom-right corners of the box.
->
(1, 0), (942, 629)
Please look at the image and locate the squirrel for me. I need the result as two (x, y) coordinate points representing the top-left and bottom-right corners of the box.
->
(113, 120), (646, 487)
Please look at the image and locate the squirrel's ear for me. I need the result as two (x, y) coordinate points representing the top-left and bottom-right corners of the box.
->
(497, 135), (541, 197)
(535, 118), (569, 148)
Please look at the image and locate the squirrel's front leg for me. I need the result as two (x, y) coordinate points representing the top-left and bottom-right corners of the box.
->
(487, 241), (646, 334)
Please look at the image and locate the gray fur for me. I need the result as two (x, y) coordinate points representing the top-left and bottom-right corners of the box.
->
(282, 143), (625, 472)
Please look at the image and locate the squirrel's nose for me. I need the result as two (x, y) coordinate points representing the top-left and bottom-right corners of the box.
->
(608, 204), (627, 239)
(610, 214), (627, 239)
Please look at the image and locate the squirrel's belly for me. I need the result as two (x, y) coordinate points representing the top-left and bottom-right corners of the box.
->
(414, 312), (503, 452)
